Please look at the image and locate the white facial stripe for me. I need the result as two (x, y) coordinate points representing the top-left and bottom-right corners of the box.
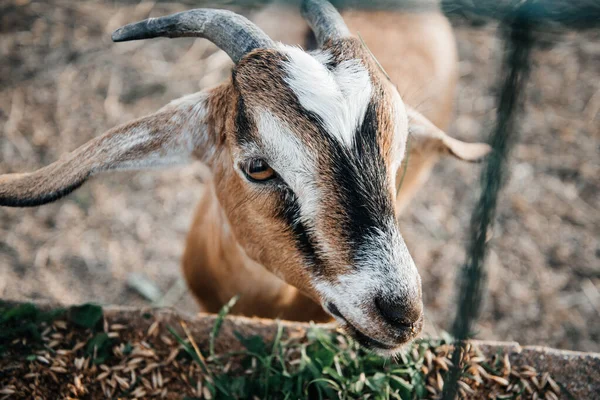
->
(281, 45), (373, 148)
(334, 59), (374, 139)
(314, 220), (420, 329)
(254, 111), (320, 219)
(253, 111), (346, 260)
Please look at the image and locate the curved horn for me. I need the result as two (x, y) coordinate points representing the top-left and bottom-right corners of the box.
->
(112, 9), (275, 63)
(301, 0), (350, 46)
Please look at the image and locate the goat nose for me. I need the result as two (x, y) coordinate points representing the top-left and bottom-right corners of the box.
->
(375, 295), (423, 330)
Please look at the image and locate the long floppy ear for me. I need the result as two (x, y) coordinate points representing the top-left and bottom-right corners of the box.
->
(0, 90), (219, 208)
(406, 105), (492, 161)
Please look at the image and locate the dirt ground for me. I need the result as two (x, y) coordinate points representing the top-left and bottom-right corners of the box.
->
(1, 1), (598, 352)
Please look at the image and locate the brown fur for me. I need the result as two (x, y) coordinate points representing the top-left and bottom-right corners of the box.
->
(183, 175), (330, 321)
(0, 4), (490, 329)
(182, 7), (489, 320)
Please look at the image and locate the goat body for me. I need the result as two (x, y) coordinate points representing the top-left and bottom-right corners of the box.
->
(0, 0), (490, 354)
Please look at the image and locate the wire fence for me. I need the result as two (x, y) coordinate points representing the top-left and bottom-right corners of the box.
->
(109, 0), (600, 29)
(442, 10), (534, 399)
(323, 0), (595, 397)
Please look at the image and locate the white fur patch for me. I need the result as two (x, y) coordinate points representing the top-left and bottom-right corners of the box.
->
(314, 219), (420, 331)
(249, 111), (342, 259)
(254, 110), (321, 219)
(280, 45), (372, 148)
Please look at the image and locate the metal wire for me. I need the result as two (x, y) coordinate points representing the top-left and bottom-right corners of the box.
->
(442, 11), (534, 400)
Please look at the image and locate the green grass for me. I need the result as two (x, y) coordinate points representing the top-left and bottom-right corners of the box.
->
(175, 324), (435, 399)
(0, 300), (445, 399)
(172, 299), (440, 400)
(214, 327), (431, 399)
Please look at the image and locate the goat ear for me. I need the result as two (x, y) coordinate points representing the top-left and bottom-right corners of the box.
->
(0, 90), (218, 207)
(406, 105), (491, 162)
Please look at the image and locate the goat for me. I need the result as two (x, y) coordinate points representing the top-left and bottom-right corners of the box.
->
(0, 0), (489, 354)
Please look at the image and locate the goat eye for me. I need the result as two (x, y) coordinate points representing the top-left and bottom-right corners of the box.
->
(243, 159), (276, 182)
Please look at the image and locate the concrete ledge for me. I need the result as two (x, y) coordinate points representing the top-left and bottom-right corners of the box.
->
(2, 301), (599, 398)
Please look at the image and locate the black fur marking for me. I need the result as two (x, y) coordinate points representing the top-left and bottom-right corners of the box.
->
(236, 55), (394, 268)
(332, 102), (393, 251)
(234, 95), (255, 146)
(278, 81), (395, 265)
(0, 174), (90, 208)
(305, 101), (394, 261)
(276, 186), (323, 271)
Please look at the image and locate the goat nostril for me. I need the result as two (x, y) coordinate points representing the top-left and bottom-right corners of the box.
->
(375, 296), (421, 330)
